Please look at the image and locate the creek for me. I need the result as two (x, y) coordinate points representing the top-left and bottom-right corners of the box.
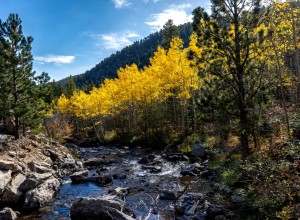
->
(20, 145), (210, 220)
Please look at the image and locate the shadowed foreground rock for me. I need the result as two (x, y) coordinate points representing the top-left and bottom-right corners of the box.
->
(0, 207), (17, 220)
(70, 195), (135, 220)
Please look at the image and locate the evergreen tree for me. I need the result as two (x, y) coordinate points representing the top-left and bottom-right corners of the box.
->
(0, 14), (49, 138)
(162, 19), (179, 49)
(192, 0), (269, 156)
(65, 75), (77, 98)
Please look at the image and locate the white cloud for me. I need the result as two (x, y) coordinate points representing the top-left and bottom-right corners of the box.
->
(144, 0), (160, 3)
(112, 0), (131, 8)
(34, 55), (75, 64)
(146, 4), (193, 31)
(92, 31), (140, 50)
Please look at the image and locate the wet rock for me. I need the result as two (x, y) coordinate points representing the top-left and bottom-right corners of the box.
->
(70, 170), (88, 183)
(159, 190), (177, 200)
(0, 207), (17, 220)
(191, 141), (206, 159)
(28, 161), (52, 174)
(0, 160), (18, 172)
(112, 173), (126, 180)
(23, 176), (60, 211)
(84, 158), (116, 166)
(180, 163), (206, 176)
(1, 173), (26, 204)
(142, 165), (162, 173)
(109, 187), (129, 198)
(88, 175), (113, 186)
(139, 154), (155, 164)
(165, 153), (189, 162)
(70, 195), (135, 220)
(19, 172), (52, 191)
(0, 170), (12, 194)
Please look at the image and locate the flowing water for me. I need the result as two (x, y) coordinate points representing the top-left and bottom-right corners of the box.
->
(20, 146), (201, 220)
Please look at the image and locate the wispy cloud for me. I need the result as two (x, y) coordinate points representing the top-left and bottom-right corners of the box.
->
(91, 31), (140, 50)
(143, 0), (160, 3)
(146, 4), (193, 31)
(112, 0), (131, 8)
(34, 55), (75, 64)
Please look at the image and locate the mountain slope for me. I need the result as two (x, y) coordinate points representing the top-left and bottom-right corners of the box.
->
(60, 23), (193, 87)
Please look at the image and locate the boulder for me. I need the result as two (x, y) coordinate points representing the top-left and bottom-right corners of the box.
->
(27, 161), (52, 174)
(159, 190), (177, 200)
(88, 175), (113, 186)
(83, 158), (116, 166)
(165, 153), (189, 162)
(70, 195), (135, 220)
(0, 207), (17, 220)
(1, 173), (26, 204)
(70, 170), (88, 183)
(23, 176), (60, 210)
(142, 165), (162, 173)
(0, 170), (12, 194)
(0, 160), (18, 172)
(62, 157), (76, 169)
(191, 141), (206, 159)
(19, 172), (52, 191)
(138, 154), (156, 164)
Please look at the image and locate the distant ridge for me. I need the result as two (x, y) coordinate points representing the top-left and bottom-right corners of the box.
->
(59, 23), (192, 88)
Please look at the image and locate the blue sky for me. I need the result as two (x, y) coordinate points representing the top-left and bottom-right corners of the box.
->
(0, 0), (211, 81)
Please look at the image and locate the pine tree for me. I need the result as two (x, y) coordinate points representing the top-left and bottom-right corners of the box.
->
(192, 0), (269, 156)
(0, 14), (49, 138)
(162, 19), (179, 49)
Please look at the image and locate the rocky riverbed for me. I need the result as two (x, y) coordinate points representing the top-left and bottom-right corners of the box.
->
(0, 135), (239, 219)
(0, 134), (82, 219)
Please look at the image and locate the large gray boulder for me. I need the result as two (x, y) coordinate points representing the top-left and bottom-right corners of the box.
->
(0, 160), (18, 173)
(1, 173), (26, 204)
(0, 170), (12, 194)
(70, 195), (135, 220)
(27, 161), (52, 174)
(0, 207), (17, 220)
(70, 170), (88, 183)
(23, 176), (60, 210)
(19, 172), (52, 191)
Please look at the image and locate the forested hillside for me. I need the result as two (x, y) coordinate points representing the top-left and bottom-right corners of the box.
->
(60, 22), (192, 87)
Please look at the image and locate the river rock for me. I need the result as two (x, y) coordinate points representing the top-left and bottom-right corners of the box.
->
(0, 170), (12, 194)
(28, 161), (52, 174)
(61, 155), (76, 169)
(165, 153), (189, 162)
(23, 176), (60, 210)
(0, 207), (17, 220)
(142, 165), (162, 173)
(70, 195), (135, 220)
(88, 175), (113, 186)
(191, 141), (206, 159)
(160, 190), (177, 200)
(70, 170), (88, 183)
(138, 154), (156, 164)
(1, 173), (26, 204)
(84, 158), (115, 166)
(0, 160), (18, 172)
(19, 172), (52, 191)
